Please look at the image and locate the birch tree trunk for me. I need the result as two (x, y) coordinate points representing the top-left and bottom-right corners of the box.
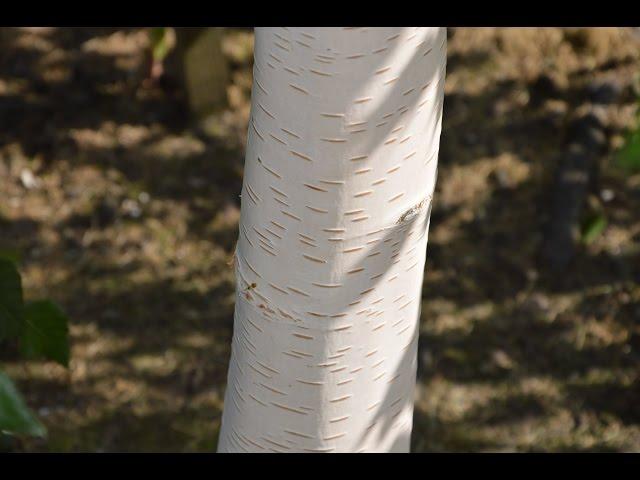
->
(218, 27), (447, 453)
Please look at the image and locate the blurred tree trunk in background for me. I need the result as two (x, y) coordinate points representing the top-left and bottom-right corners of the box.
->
(167, 28), (229, 117)
(217, 27), (447, 453)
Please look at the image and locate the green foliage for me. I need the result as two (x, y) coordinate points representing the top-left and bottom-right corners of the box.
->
(149, 27), (171, 63)
(0, 249), (20, 265)
(0, 253), (70, 439)
(0, 259), (24, 343)
(0, 372), (45, 438)
(616, 128), (640, 172)
(581, 213), (607, 245)
(21, 301), (70, 368)
(616, 88), (640, 172)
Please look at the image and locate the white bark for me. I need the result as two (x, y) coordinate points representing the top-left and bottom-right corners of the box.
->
(218, 27), (446, 453)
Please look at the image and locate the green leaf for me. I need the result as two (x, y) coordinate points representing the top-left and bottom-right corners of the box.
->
(0, 259), (24, 343)
(581, 213), (607, 245)
(616, 128), (640, 172)
(21, 300), (70, 368)
(0, 249), (21, 265)
(0, 372), (46, 437)
(150, 27), (170, 62)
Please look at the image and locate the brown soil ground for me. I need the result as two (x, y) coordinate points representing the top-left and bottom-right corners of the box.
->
(1, 27), (639, 452)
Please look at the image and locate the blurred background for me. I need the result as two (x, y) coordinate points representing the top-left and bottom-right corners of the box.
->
(1, 27), (639, 452)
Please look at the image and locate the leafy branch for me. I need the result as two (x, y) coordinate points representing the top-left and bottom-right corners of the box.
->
(0, 254), (70, 441)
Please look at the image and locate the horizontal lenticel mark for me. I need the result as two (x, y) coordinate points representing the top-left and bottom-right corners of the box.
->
(251, 121), (265, 140)
(264, 228), (282, 239)
(284, 430), (314, 439)
(270, 220), (286, 230)
(281, 127), (300, 138)
(354, 190), (373, 198)
(259, 382), (287, 395)
(289, 83), (309, 94)
(298, 232), (316, 241)
(306, 205), (329, 213)
(249, 393), (267, 406)
(399, 300), (412, 310)
(319, 179), (346, 185)
(304, 183), (328, 192)
(317, 361), (337, 367)
(255, 78), (269, 95)
(309, 68), (332, 77)
(297, 379), (325, 386)
(274, 197), (290, 207)
(271, 402), (308, 415)
(303, 254), (326, 264)
(329, 415), (351, 423)
(258, 103), (275, 119)
(290, 350), (313, 357)
(329, 395), (352, 403)
(290, 150), (312, 162)
(269, 283), (289, 294)
(259, 159), (281, 178)
(292, 333), (314, 340)
(333, 325), (353, 332)
(345, 209), (365, 215)
(287, 286), (310, 296)
(259, 244), (276, 256)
